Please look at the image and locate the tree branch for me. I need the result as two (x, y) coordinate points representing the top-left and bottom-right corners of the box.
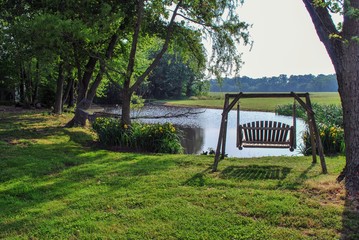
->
(87, 33), (119, 100)
(105, 71), (123, 91)
(302, 0), (342, 67)
(129, 0), (183, 93)
(124, 0), (144, 91)
(175, 12), (213, 28)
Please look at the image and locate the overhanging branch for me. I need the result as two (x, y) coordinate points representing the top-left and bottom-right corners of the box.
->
(302, 0), (343, 67)
(129, 0), (183, 93)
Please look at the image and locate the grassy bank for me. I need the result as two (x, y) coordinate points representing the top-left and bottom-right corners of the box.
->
(161, 92), (340, 111)
(1, 110), (356, 239)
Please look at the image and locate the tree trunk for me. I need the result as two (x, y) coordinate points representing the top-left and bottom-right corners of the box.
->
(302, 0), (359, 201)
(53, 61), (64, 114)
(66, 33), (119, 127)
(65, 56), (98, 127)
(186, 75), (194, 97)
(62, 78), (73, 107)
(337, 45), (359, 200)
(121, 90), (132, 126)
(77, 56), (98, 102)
(67, 79), (75, 108)
(19, 64), (25, 104)
(33, 59), (40, 105)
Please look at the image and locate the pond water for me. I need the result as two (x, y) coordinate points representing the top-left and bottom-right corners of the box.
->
(105, 105), (306, 158)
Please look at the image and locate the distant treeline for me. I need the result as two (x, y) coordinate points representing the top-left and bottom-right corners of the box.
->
(210, 74), (338, 92)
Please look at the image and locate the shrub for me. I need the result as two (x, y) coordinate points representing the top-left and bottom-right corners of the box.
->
(302, 124), (345, 155)
(132, 122), (183, 154)
(92, 117), (132, 147)
(276, 103), (344, 155)
(275, 103), (307, 119)
(92, 118), (183, 154)
(275, 103), (343, 126)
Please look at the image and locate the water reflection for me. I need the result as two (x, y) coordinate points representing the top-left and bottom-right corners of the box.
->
(180, 127), (204, 154)
(105, 105), (306, 158)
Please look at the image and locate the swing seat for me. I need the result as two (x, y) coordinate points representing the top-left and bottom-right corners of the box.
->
(237, 121), (295, 151)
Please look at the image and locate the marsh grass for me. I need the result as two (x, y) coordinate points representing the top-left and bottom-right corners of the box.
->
(0, 110), (352, 239)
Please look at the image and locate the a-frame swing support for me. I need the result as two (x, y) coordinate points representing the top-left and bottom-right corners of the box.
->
(212, 92), (328, 174)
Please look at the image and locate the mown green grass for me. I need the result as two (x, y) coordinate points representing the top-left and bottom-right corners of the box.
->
(0, 110), (355, 239)
(162, 92), (341, 111)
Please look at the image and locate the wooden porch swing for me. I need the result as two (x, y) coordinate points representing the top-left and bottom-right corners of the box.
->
(212, 92), (327, 174)
(236, 102), (296, 151)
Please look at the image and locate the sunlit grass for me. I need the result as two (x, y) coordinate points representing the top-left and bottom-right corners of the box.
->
(0, 110), (354, 239)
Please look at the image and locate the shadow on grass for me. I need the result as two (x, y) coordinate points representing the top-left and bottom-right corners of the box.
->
(220, 165), (291, 180)
(276, 162), (318, 190)
(341, 195), (359, 239)
(0, 125), (65, 142)
(0, 111), (182, 237)
(183, 167), (212, 187)
(63, 129), (96, 148)
(0, 146), (176, 238)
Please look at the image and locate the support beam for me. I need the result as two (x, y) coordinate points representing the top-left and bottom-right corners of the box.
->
(213, 93), (241, 171)
(221, 96), (230, 159)
(306, 94), (327, 174)
(213, 102), (228, 171)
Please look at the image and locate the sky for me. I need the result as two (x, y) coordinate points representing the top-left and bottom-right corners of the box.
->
(233, 0), (336, 78)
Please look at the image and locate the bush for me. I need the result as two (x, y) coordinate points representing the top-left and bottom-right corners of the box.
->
(92, 117), (132, 147)
(302, 124), (345, 155)
(275, 103), (307, 119)
(275, 103), (343, 126)
(276, 103), (344, 155)
(92, 118), (183, 154)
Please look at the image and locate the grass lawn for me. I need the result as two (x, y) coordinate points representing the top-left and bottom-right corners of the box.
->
(162, 92), (341, 111)
(0, 109), (357, 239)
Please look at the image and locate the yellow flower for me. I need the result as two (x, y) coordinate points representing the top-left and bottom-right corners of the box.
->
(124, 124), (128, 129)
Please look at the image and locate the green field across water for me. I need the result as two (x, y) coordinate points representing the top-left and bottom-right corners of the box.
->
(161, 92), (341, 112)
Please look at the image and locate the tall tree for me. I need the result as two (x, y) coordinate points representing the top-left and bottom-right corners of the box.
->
(145, 51), (205, 99)
(303, 0), (359, 201)
(117, 0), (250, 125)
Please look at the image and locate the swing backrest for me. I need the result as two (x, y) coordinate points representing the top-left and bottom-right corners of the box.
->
(237, 120), (295, 151)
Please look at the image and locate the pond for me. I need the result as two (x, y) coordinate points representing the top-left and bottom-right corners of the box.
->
(105, 105), (306, 158)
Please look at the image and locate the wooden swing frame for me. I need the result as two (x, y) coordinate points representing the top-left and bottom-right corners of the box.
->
(212, 92), (328, 174)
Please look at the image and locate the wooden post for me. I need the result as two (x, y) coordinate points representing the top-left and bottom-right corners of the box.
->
(305, 94), (317, 163)
(307, 115), (318, 164)
(306, 94), (327, 174)
(213, 96), (229, 171)
(213, 93), (241, 171)
(236, 103), (240, 147)
(292, 92), (317, 163)
(221, 96), (229, 159)
(293, 101), (297, 149)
